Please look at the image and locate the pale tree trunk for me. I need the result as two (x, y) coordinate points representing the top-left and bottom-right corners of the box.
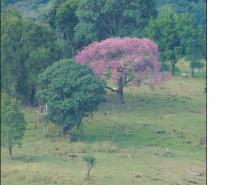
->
(87, 163), (93, 179)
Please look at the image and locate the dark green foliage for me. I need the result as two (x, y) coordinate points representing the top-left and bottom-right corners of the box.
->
(146, 6), (206, 76)
(146, 6), (183, 75)
(1, 7), (26, 100)
(1, 93), (27, 159)
(37, 59), (106, 134)
(1, 0), (22, 7)
(44, 0), (80, 54)
(160, 61), (172, 72)
(157, 0), (206, 32)
(178, 16), (206, 77)
(74, 0), (157, 48)
(1, 0), (49, 6)
(1, 7), (66, 105)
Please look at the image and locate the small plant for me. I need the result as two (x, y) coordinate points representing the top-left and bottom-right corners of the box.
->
(82, 154), (96, 179)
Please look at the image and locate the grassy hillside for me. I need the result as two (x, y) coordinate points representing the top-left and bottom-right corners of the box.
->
(1, 77), (206, 185)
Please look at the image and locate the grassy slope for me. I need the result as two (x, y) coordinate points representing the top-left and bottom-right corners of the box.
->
(1, 77), (206, 185)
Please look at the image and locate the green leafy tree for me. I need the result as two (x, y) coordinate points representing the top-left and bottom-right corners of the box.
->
(74, 0), (157, 48)
(37, 59), (106, 135)
(1, 7), (66, 105)
(44, 0), (80, 54)
(146, 6), (184, 75)
(178, 15), (206, 77)
(1, 93), (27, 159)
(1, 7), (28, 102)
(157, 0), (206, 32)
(23, 23), (56, 105)
(146, 7), (206, 76)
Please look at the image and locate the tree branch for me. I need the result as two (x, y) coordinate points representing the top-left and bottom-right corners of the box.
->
(104, 85), (118, 92)
(124, 77), (134, 87)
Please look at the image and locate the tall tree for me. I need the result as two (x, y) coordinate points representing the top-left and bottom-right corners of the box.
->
(74, 0), (157, 48)
(146, 6), (206, 76)
(43, 0), (80, 54)
(146, 6), (184, 75)
(178, 14), (206, 77)
(1, 7), (65, 105)
(1, 93), (27, 159)
(75, 37), (171, 105)
(1, 7), (29, 101)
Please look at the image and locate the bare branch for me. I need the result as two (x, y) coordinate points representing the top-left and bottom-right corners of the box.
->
(104, 85), (118, 92)
(123, 77), (134, 87)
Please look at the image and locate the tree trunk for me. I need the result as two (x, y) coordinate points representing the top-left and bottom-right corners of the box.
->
(117, 90), (124, 105)
(8, 145), (13, 160)
(191, 66), (194, 78)
(117, 77), (125, 105)
(63, 126), (70, 135)
(87, 164), (93, 179)
(171, 60), (176, 76)
(30, 85), (36, 107)
(191, 60), (194, 78)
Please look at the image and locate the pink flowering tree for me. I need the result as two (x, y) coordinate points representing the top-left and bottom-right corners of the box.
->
(75, 37), (171, 105)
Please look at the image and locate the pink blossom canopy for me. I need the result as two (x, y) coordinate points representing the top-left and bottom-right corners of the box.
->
(75, 37), (160, 76)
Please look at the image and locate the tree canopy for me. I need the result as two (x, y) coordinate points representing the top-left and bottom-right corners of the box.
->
(43, 0), (80, 54)
(37, 59), (106, 134)
(74, 0), (158, 48)
(1, 7), (68, 105)
(75, 37), (171, 104)
(146, 6), (206, 76)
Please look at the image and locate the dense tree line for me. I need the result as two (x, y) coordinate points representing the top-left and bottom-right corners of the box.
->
(1, 0), (207, 104)
(2, 0), (206, 61)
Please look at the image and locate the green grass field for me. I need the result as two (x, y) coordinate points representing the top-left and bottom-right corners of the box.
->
(1, 77), (206, 185)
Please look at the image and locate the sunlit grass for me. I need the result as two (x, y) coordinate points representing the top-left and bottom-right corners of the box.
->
(1, 77), (206, 185)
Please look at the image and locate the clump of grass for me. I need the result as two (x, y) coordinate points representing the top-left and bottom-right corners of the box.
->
(74, 142), (89, 153)
(82, 154), (96, 179)
(92, 141), (118, 153)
